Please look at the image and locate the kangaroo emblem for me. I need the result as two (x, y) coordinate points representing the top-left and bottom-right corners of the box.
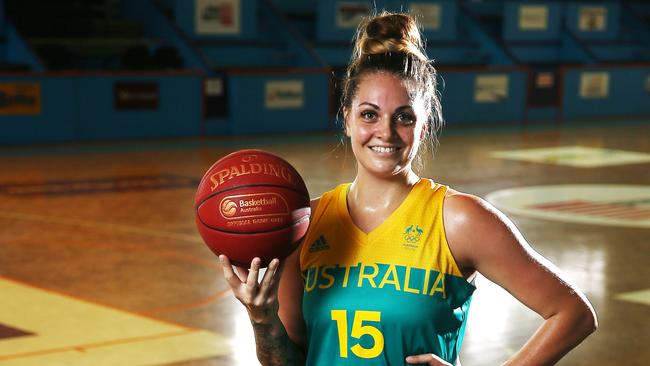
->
(404, 225), (423, 243)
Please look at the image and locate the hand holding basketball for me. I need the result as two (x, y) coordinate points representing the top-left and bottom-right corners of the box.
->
(219, 255), (284, 324)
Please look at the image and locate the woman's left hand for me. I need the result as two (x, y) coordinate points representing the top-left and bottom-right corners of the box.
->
(405, 353), (452, 365)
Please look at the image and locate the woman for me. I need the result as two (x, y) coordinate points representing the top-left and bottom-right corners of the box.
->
(220, 12), (597, 366)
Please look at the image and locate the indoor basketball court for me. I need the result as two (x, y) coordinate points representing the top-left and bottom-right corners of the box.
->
(1, 122), (649, 365)
(1, 1), (649, 365)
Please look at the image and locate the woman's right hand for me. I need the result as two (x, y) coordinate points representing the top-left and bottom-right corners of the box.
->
(220, 255), (283, 324)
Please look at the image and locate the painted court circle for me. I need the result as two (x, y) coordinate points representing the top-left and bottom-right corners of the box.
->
(486, 184), (650, 228)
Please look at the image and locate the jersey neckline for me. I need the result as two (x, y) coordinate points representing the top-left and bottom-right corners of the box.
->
(336, 178), (428, 245)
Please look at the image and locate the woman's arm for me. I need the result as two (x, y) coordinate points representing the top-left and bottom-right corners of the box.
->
(219, 199), (317, 365)
(443, 192), (597, 365)
(220, 247), (305, 366)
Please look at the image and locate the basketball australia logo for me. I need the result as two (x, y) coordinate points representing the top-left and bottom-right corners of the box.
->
(403, 225), (423, 250)
(221, 199), (238, 217)
(218, 193), (290, 227)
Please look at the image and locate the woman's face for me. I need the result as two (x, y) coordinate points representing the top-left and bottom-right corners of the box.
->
(345, 72), (428, 179)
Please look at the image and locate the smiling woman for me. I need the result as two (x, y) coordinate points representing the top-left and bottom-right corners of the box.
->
(218, 11), (598, 366)
(344, 72), (427, 180)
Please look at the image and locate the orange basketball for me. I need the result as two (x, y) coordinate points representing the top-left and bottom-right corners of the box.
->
(195, 149), (310, 267)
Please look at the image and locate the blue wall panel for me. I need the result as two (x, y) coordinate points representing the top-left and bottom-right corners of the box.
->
(510, 45), (560, 63)
(314, 45), (354, 67)
(562, 66), (650, 119)
(202, 45), (292, 68)
(440, 70), (527, 124)
(590, 45), (640, 62)
(527, 107), (559, 121)
(0, 73), (203, 144)
(229, 71), (330, 134)
(75, 75), (203, 140)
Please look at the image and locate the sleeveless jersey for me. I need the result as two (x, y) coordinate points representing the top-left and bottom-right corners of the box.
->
(300, 178), (475, 365)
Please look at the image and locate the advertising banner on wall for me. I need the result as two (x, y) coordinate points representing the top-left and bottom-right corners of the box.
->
(336, 2), (370, 29)
(0, 83), (41, 115)
(265, 80), (304, 109)
(195, 0), (241, 35)
(409, 3), (441, 30)
(475, 75), (509, 103)
(578, 6), (607, 32)
(579, 72), (609, 99)
(519, 5), (548, 31)
(114, 82), (159, 110)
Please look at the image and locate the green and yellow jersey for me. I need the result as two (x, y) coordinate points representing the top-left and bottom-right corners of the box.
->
(300, 179), (475, 365)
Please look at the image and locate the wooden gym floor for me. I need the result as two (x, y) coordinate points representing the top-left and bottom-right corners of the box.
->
(0, 121), (648, 365)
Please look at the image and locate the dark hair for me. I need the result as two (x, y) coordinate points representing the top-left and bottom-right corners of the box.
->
(341, 12), (443, 171)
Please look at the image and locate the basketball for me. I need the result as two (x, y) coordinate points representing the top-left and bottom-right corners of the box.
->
(194, 149), (311, 267)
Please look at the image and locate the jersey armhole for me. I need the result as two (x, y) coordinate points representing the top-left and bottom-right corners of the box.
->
(438, 185), (473, 282)
(299, 186), (340, 269)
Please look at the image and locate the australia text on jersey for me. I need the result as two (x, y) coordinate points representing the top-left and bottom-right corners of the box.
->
(302, 262), (447, 298)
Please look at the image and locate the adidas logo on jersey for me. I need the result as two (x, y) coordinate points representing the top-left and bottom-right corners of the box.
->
(308, 235), (330, 252)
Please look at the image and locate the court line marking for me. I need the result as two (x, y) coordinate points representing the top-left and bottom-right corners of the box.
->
(0, 330), (232, 366)
(615, 288), (650, 306)
(0, 276), (195, 335)
(490, 145), (650, 168)
(0, 174), (198, 197)
(143, 288), (232, 316)
(0, 210), (202, 243)
(0, 211), (236, 315)
(485, 185), (650, 228)
(0, 277), (230, 365)
(0, 330), (193, 361)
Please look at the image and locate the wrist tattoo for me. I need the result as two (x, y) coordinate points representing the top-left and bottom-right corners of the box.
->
(251, 321), (304, 366)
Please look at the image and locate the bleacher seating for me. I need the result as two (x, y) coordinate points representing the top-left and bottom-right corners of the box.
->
(3, 0), (650, 70)
(5, 0), (183, 70)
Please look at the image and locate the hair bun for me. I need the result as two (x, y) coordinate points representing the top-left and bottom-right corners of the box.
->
(365, 13), (414, 43)
(355, 12), (427, 61)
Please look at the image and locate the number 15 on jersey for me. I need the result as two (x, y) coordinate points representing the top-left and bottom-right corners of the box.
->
(331, 309), (385, 359)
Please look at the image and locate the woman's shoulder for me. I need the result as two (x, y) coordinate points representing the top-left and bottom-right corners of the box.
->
(442, 186), (524, 268)
(443, 187), (490, 214)
(442, 187), (506, 233)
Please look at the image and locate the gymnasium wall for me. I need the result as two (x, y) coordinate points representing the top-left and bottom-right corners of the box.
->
(1, 0), (650, 145)
(441, 68), (527, 124)
(0, 72), (203, 144)
(203, 69), (331, 135)
(562, 65), (650, 119)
